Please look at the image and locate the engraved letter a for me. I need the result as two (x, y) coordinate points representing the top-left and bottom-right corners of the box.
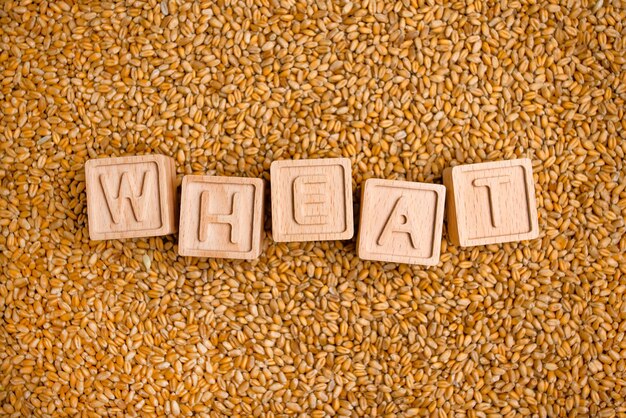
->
(100, 171), (152, 224)
(377, 196), (420, 249)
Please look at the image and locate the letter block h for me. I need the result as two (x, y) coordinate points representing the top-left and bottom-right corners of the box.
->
(85, 155), (177, 240)
(178, 176), (265, 259)
(443, 158), (540, 247)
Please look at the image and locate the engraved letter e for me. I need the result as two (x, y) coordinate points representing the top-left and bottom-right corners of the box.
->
(293, 175), (328, 225)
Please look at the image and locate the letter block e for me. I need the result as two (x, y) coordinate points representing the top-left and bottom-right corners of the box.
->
(443, 158), (540, 247)
(178, 176), (265, 259)
(357, 179), (446, 266)
(270, 158), (354, 242)
(85, 155), (177, 240)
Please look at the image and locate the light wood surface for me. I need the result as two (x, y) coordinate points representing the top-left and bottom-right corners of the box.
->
(270, 158), (353, 242)
(443, 158), (539, 247)
(357, 178), (446, 265)
(178, 175), (264, 259)
(85, 155), (177, 240)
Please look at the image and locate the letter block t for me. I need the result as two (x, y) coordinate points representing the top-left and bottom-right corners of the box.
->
(357, 179), (446, 266)
(443, 158), (540, 247)
(178, 176), (265, 259)
(85, 155), (177, 240)
(271, 158), (354, 242)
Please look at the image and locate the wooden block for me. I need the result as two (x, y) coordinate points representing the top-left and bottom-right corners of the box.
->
(178, 175), (264, 259)
(443, 158), (539, 247)
(85, 155), (177, 240)
(270, 158), (353, 242)
(357, 179), (446, 265)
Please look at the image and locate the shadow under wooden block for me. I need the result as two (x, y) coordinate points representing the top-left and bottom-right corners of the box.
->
(85, 155), (177, 240)
(357, 179), (446, 266)
(178, 175), (264, 259)
(270, 158), (353, 242)
(443, 158), (539, 247)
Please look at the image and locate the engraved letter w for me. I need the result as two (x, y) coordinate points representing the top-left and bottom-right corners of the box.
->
(100, 171), (152, 224)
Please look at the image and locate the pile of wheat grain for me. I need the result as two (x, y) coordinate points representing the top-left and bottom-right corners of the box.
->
(1, 0), (625, 416)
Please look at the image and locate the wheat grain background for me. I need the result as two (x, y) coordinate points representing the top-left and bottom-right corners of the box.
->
(1, 0), (625, 416)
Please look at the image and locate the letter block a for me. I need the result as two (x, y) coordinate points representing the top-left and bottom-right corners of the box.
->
(85, 155), (177, 240)
(178, 175), (265, 259)
(270, 158), (354, 242)
(443, 158), (540, 247)
(357, 179), (446, 266)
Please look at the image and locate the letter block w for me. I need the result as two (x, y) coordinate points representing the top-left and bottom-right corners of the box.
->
(85, 155), (177, 240)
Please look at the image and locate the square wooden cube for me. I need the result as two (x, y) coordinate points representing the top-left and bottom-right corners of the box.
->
(357, 179), (446, 266)
(443, 158), (539, 247)
(270, 158), (353, 242)
(85, 155), (177, 240)
(178, 175), (264, 259)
